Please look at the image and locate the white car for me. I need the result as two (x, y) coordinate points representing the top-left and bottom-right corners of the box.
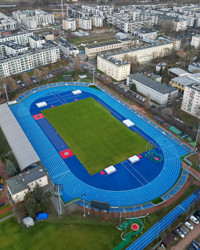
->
(185, 221), (194, 230)
(190, 215), (199, 224)
(176, 228), (185, 238)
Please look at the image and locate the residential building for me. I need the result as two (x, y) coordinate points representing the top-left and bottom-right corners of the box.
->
(77, 17), (92, 30)
(43, 32), (54, 41)
(97, 55), (130, 81)
(0, 41), (60, 77)
(62, 18), (76, 31)
(29, 35), (46, 49)
(92, 15), (104, 27)
(127, 73), (178, 105)
(6, 166), (48, 203)
(191, 35), (200, 49)
(168, 68), (190, 78)
(181, 82), (200, 118)
(12, 9), (55, 30)
(0, 12), (17, 31)
(2, 41), (29, 56)
(0, 32), (33, 46)
(169, 73), (200, 92)
(59, 38), (79, 56)
(132, 29), (157, 40)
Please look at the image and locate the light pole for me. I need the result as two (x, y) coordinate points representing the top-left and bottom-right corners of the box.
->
(3, 83), (9, 103)
(93, 68), (95, 85)
(82, 194), (86, 217)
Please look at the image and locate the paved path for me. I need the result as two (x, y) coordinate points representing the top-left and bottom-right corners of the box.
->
(171, 223), (200, 250)
(0, 214), (14, 223)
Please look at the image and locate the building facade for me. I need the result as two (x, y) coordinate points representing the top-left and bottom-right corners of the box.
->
(62, 18), (76, 31)
(0, 12), (17, 31)
(127, 73), (178, 105)
(191, 35), (200, 49)
(77, 17), (92, 30)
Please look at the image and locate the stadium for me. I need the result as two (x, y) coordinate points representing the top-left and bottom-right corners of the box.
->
(2, 82), (193, 212)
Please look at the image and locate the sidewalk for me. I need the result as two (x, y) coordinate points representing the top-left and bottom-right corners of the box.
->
(171, 223), (200, 250)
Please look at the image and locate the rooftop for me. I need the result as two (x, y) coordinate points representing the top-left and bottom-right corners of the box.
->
(168, 67), (190, 76)
(130, 73), (177, 94)
(86, 41), (122, 49)
(6, 166), (46, 195)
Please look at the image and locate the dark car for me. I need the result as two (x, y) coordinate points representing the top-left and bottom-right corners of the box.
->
(0, 202), (5, 207)
(193, 240), (200, 248)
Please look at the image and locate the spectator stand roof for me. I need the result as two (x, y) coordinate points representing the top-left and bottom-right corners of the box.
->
(0, 103), (40, 171)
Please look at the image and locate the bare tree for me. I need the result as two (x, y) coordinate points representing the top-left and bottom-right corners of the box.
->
(22, 73), (31, 85)
(102, 73), (112, 85)
(34, 69), (42, 82)
(73, 56), (81, 72)
(6, 77), (17, 91)
(42, 67), (49, 79)
(145, 94), (151, 110)
(160, 20), (175, 34)
(130, 55), (139, 73)
(0, 77), (4, 90)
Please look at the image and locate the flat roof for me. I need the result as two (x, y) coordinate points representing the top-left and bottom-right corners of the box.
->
(130, 73), (177, 94)
(168, 67), (189, 76)
(0, 103), (40, 171)
(86, 41), (121, 49)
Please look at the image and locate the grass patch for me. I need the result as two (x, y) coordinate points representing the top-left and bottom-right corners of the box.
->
(188, 153), (200, 172)
(0, 204), (12, 220)
(0, 214), (121, 250)
(152, 197), (163, 205)
(173, 108), (198, 129)
(42, 97), (148, 175)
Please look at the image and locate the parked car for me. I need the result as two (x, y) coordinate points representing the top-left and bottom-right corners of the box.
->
(190, 215), (199, 224)
(162, 122), (170, 129)
(0, 202), (5, 207)
(191, 242), (199, 250)
(187, 246), (194, 250)
(185, 221), (194, 230)
(193, 240), (200, 248)
(194, 213), (200, 221)
(176, 228), (185, 238)
(179, 226), (187, 235)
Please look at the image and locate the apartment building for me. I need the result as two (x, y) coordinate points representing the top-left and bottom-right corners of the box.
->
(77, 17), (92, 30)
(0, 41), (60, 77)
(188, 62), (200, 73)
(1, 41), (29, 56)
(127, 73), (178, 105)
(181, 82), (200, 118)
(97, 40), (177, 81)
(0, 12), (18, 31)
(191, 35), (200, 49)
(62, 18), (76, 31)
(29, 35), (46, 49)
(12, 9), (55, 30)
(92, 15), (104, 27)
(0, 32), (33, 46)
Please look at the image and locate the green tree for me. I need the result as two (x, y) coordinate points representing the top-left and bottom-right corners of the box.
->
(23, 192), (37, 218)
(130, 83), (136, 92)
(5, 159), (18, 176)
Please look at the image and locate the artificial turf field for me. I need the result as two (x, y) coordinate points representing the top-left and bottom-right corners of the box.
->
(42, 97), (148, 175)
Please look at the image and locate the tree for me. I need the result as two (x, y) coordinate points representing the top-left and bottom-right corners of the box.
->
(160, 20), (175, 34)
(42, 67), (49, 79)
(0, 77), (4, 90)
(6, 77), (17, 91)
(22, 73), (31, 85)
(130, 55), (139, 73)
(5, 159), (18, 176)
(34, 69), (42, 82)
(102, 73), (112, 85)
(73, 56), (81, 72)
(130, 83), (136, 92)
(145, 94), (151, 110)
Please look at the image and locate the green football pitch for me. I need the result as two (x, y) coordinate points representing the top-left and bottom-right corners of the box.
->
(42, 97), (148, 175)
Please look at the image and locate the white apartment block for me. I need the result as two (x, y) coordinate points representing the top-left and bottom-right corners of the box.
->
(191, 35), (200, 49)
(1, 42), (29, 56)
(63, 18), (76, 31)
(127, 73), (178, 105)
(92, 15), (104, 27)
(181, 82), (200, 118)
(29, 35), (46, 49)
(132, 29), (157, 40)
(0, 41), (60, 77)
(6, 166), (48, 203)
(0, 32), (33, 46)
(0, 12), (18, 31)
(97, 56), (130, 82)
(77, 17), (92, 30)
(97, 40), (177, 81)
(12, 9), (55, 30)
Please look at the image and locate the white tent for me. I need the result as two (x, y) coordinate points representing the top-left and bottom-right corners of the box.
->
(128, 155), (140, 164)
(36, 102), (47, 108)
(23, 217), (34, 227)
(72, 90), (82, 95)
(122, 119), (135, 127)
(104, 166), (116, 175)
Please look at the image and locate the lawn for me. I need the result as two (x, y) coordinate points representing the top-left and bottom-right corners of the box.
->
(42, 97), (148, 175)
(0, 204), (12, 220)
(0, 215), (121, 250)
